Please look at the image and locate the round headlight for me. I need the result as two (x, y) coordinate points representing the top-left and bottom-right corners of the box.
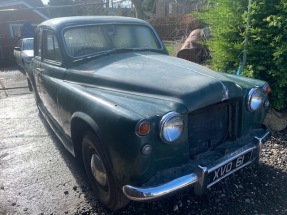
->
(160, 112), (183, 143)
(247, 88), (264, 111)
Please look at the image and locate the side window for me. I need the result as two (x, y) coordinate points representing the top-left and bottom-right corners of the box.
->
(43, 30), (62, 64)
(34, 31), (41, 57)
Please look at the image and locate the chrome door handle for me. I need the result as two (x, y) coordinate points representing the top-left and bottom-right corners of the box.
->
(35, 68), (44, 77)
(36, 68), (45, 73)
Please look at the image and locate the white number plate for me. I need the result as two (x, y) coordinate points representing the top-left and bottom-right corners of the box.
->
(208, 150), (253, 187)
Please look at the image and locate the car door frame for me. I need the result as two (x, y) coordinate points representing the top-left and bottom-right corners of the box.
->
(33, 28), (44, 103)
(39, 27), (67, 129)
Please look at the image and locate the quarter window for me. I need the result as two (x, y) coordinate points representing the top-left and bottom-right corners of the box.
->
(43, 31), (62, 64)
(35, 31), (41, 57)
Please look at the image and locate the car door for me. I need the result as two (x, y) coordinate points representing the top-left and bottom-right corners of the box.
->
(39, 29), (66, 127)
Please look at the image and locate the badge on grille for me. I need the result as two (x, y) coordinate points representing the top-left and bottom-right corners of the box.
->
(222, 85), (229, 101)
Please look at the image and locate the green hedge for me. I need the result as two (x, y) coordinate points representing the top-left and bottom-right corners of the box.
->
(198, 0), (287, 110)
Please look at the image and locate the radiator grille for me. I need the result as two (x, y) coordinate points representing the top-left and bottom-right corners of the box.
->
(188, 100), (237, 156)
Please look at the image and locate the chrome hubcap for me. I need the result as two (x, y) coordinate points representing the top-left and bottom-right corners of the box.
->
(90, 154), (107, 187)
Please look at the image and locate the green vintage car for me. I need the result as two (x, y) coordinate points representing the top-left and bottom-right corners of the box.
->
(26, 16), (271, 210)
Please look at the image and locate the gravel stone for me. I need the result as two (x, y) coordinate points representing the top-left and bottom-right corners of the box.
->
(173, 205), (179, 211)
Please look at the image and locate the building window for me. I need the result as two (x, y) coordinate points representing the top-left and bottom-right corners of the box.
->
(169, 3), (172, 14)
(11, 25), (22, 37)
(9, 23), (37, 38)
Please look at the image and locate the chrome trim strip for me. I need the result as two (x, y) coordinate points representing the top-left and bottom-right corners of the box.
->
(222, 84), (229, 101)
(255, 130), (271, 155)
(122, 131), (271, 201)
(255, 131), (271, 144)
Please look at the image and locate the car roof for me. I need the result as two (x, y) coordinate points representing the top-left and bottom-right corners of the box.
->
(38, 16), (149, 31)
(18, 38), (33, 43)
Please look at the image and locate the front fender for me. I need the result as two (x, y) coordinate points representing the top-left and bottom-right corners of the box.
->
(58, 83), (189, 186)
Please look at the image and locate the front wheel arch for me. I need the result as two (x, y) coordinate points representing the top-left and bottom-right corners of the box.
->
(71, 113), (104, 160)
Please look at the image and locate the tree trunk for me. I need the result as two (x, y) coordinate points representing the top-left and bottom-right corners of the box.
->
(131, 0), (144, 19)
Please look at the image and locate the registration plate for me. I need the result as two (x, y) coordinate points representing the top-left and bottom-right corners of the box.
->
(207, 150), (254, 187)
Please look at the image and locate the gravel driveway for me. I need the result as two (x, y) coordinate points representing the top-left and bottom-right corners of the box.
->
(0, 69), (286, 215)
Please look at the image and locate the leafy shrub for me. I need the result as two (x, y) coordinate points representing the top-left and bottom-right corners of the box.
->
(198, 0), (287, 110)
(246, 0), (287, 110)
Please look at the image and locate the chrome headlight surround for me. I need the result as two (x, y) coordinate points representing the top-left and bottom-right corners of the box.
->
(159, 112), (184, 144)
(247, 87), (264, 112)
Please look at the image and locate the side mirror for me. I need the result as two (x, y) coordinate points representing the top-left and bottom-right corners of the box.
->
(14, 47), (21, 51)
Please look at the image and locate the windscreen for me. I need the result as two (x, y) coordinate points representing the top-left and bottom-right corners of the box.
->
(64, 24), (162, 57)
(23, 39), (34, 50)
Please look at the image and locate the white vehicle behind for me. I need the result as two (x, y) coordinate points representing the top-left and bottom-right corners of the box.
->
(14, 38), (34, 71)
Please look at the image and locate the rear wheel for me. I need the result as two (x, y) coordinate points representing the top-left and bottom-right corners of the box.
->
(82, 131), (129, 210)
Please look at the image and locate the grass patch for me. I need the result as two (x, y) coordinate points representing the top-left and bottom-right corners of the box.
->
(164, 44), (175, 55)
(163, 41), (176, 55)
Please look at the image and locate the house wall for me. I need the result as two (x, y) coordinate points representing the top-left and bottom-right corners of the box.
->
(0, 0), (48, 67)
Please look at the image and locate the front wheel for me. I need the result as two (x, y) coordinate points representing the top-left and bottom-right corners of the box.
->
(82, 131), (129, 210)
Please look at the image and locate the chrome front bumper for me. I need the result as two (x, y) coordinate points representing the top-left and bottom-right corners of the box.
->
(122, 131), (271, 201)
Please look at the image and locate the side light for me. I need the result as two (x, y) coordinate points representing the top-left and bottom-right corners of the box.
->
(263, 84), (271, 95)
(136, 119), (150, 136)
